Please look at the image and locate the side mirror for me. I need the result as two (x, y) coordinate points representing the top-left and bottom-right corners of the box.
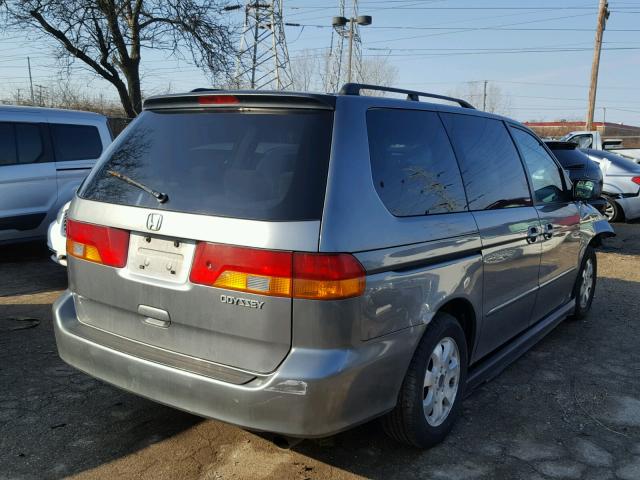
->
(573, 179), (596, 201)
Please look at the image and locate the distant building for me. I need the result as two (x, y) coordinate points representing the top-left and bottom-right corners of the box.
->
(524, 121), (640, 148)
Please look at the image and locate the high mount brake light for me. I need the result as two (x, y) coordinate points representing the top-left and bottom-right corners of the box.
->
(66, 219), (130, 268)
(189, 243), (366, 300)
(198, 95), (239, 105)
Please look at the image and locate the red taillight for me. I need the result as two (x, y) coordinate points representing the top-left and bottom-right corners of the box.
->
(189, 243), (366, 300)
(190, 243), (293, 297)
(66, 219), (130, 268)
(632, 176), (640, 186)
(198, 95), (239, 105)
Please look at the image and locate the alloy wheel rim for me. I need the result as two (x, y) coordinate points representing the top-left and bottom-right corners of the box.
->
(604, 201), (615, 221)
(423, 337), (460, 427)
(579, 258), (594, 309)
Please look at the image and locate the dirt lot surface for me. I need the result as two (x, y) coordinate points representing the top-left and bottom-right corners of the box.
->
(1, 225), (640, 480)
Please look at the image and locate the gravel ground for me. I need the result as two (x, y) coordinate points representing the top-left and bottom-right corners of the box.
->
(1, 225), (639, 480)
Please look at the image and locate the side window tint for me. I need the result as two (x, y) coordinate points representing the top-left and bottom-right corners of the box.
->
(441, 114), (531, 210)
(511, 128), (567, 204)
(0, 123), (17, 166)
(16, 123), (44, 164)
(367, 108), (467, 216)
(51, 124), (103, 161)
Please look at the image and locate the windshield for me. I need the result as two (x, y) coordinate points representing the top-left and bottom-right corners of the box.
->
(80, 109), (333, 221)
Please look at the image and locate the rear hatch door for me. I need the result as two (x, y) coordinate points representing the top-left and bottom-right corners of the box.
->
(68, 94), (334, 374)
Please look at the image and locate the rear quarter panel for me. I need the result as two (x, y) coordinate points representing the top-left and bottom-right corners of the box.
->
(318, 97), (484, 361)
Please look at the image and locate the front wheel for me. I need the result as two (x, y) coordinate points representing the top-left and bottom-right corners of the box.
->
(382, 312), (468, 448)
(571, 246), (597, 320)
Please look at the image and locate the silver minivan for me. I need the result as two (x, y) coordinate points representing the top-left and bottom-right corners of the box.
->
(53, 85), (613, 448)
(0, 105), (112, 244)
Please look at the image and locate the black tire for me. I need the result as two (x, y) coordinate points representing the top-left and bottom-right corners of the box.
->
(382, 312), (468, 448)
(570, 246), (597, 320)
(603, 196), (623, 223)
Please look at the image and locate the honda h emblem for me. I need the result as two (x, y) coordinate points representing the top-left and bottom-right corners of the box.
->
(146, 213), (163, 231)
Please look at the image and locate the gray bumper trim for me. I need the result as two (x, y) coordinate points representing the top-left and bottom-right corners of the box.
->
(53, 290), (420, 437)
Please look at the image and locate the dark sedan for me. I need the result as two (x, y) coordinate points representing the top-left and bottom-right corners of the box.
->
(546, 141), (606, 214)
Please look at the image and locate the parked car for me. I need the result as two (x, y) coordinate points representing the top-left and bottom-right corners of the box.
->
(53, 84), (613, 449)
(582, 148), (640, 222)
(545, 141), (606, 214)
(0, 105), (112, 245)
(560, 130), (640, 162)
(47, 202), (70, 266)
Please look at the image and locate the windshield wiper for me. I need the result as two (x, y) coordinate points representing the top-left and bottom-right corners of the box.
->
(106, 170), (169, 204)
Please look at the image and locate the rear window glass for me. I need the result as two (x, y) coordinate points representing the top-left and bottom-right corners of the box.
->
(367, 108), (467, 216)
(548, 148), (586, 168)
(441, 114), (531, 210)
(51, 123), (103, 161)
(80, 109), (333, 221)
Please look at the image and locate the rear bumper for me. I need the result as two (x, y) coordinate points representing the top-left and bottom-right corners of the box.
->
(53, 291), (420, 437)
(618, 194), (640, 220)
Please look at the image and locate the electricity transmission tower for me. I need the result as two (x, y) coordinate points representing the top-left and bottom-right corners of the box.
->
(234, 1), (293, 90)
(326, 0), (365, 92)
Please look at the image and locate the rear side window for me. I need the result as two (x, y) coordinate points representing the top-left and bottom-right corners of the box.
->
(0, 122), (49, 166)
(16, 123), (45, 164)
(511, 128), (567, 204)
(51, 124), (103, 161)
(80, 109), (333, 221)
(367, 109), (467, 216)
(0, 123), (17, 166)
(441, 114), (531, 210)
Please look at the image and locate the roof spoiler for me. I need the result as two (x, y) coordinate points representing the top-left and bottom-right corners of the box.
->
(143, 91), (336, 111)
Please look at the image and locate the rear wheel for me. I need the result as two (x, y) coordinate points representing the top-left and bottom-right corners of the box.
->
(603, 196), (623, 222)
(382, 312), (468, 448)
(570, 246), (597, 320)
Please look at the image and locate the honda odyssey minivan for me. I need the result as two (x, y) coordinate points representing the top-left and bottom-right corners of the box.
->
(53, 84), (613, 448)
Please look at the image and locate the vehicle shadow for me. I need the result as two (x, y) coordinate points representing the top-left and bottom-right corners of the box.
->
(0, 302), (204, 480)
(0, 242), (68, 297)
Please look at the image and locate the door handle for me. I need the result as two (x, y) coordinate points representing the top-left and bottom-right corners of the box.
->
(527, 226), (540, 243)
(543, 223), (554, 240)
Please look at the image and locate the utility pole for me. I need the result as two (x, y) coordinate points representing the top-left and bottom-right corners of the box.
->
(586, 0), (609, 131)
(327, 1), (371, 92)
(347, 18), (355, 83)
(27, 57), (34, 105)
(35, 84), (46, 106)
(482, 80), (488, 111)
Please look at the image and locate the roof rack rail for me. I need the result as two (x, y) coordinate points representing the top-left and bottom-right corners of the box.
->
(338, 83), (475, 109)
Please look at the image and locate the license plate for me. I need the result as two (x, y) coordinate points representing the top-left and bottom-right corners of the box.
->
(128, 233), (195, 283)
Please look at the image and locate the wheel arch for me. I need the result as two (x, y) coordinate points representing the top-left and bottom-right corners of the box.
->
(437, 297), (477, 359)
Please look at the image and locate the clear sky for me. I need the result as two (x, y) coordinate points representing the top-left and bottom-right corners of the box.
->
(1, 0), (639, 125)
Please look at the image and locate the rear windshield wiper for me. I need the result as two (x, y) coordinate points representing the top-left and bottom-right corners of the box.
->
(106, 170), (169, 204)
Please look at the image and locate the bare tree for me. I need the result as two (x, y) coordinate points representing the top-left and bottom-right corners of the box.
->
(448, 82), (512, 115)
(1, 1), (237, 117)
(358, 56), (398, 89)
(290, 50), (320, 92)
